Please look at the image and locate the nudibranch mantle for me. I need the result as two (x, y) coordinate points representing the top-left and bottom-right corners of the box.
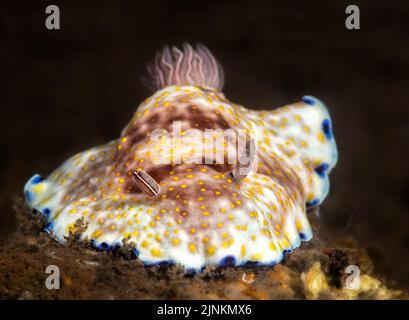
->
(24, 44), (337, 270)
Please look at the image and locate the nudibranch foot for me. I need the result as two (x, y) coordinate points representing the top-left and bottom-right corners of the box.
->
(24, 43), (337, 271)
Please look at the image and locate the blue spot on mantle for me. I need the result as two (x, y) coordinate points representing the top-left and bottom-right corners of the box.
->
(243, 260), (278, 267)
(314, 163), (329, 178)
(91, 240), (110, 251)
(99, 242), (110, 250)
(43, 222), (53, 234)
(32, 175), (44, 184)
(218, 256), (236, 267)
(307, 199), (320, 207)
(132, 248), (140, 257)
(25, 191), (33, 203)
(301, 96), (316, 106)
(186, 268), (202, 274)
(322, 119), (332, 139)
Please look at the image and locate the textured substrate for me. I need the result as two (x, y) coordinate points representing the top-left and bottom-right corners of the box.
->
(0, 198), (406, 300)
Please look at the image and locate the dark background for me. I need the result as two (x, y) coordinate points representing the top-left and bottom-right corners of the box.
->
(1, 0), (409, 289)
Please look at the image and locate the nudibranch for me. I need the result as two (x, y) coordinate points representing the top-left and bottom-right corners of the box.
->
(24, 44), (337, 271)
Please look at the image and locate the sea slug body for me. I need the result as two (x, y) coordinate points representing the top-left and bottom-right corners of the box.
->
(24, 44), (338, 271)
